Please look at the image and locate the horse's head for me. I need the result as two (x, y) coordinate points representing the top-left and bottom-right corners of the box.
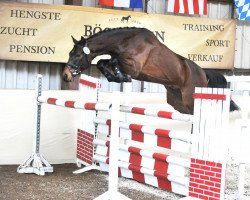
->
(63, 36), (91, 82)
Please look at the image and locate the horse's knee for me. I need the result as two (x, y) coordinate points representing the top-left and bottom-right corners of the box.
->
(97, 59), (109, 69)
(96, 61), (104, 70)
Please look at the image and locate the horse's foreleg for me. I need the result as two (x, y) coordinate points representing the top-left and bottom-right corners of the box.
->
(97, 59), (120, 82)
(110, 59), (124, 82)
(112, 66), (132, 82)
(110, 58), (132, 82)
(97, 58), (131, 83)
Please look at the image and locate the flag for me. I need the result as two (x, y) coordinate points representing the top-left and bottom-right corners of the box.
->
(167, 0), (207, 15)
(98, 0), (143, 8)
(235, 0), (250, 20)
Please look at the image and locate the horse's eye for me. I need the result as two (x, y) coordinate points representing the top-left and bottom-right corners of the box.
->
(75, 52), (82, 57)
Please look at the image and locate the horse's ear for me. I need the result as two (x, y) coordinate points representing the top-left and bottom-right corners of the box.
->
(71, 36), (78, 44)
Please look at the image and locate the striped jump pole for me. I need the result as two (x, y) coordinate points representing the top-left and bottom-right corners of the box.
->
(93, 138), (190, 196)
(37, 96), (110, 111)
(94, 117), (191, 154)
(120, 105), (193, 122)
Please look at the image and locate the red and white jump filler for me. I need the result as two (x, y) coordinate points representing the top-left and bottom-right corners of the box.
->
(76, 75), (230, 200)
(185, 88), (230, 200)
(18, 74), (230, 199)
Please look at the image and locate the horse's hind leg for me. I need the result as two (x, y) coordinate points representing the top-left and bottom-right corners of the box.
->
(179, 59), (208, 114)
(165, 86), (191, 114)
(181, 86), (195, 114)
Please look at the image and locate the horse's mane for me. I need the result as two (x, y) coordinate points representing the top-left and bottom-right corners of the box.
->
(87, 27), (148, 40)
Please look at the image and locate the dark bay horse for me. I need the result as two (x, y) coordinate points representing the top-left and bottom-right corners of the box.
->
(63, 27), (239, 114)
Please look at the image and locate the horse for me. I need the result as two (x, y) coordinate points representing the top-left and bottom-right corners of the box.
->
(121, 15), (131, 23)
(63, 27), (239, 114)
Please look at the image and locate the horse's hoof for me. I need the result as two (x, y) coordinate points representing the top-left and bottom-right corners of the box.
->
(124, 76), (132, 82)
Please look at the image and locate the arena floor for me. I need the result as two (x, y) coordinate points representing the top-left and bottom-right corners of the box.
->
(0, 163), (249, 200)
(0, 164), (181, 200)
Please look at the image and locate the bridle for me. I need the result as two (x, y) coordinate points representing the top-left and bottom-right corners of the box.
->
(66, 43), (91, 76)
(66, 63), (82, 76)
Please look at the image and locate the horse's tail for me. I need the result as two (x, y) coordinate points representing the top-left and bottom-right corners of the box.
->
(204, 69), (240, 112)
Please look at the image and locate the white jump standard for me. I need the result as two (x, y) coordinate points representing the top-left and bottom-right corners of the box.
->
(17, 75), (53, 176)
(17, 74), (110, 176)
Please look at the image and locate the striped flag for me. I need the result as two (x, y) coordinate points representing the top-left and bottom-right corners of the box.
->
(235, 0), (250, 20)
(98, 0), (143, 8)
(167, 0), (207, 15)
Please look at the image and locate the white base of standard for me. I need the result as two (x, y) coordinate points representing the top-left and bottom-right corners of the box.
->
(73, 164), (100, 174)
(94, 191), (131, 200)
(17, 153), (53, 176)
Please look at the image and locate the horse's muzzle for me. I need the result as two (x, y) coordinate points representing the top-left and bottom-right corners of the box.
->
(62, 66), (74, 82)
(63, 74), (72, 82)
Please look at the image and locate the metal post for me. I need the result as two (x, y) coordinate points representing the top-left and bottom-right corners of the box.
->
(34, 75), (42, 154)
(17, 74), (53, 176)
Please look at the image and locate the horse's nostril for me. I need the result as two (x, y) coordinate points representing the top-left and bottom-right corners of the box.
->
(63, 74), (70, 82)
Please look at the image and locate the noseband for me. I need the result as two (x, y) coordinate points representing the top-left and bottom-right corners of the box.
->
(66, 43), (91, 76)
(66, 63), (82, 76)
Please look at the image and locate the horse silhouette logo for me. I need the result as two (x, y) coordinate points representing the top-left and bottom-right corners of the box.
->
(121, 15), (131, 23)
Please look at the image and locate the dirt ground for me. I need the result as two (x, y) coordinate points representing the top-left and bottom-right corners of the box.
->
(0, 163), (249, 200)
(0, 164), (181, 200)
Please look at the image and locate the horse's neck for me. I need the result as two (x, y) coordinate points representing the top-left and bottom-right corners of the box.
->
(88, 32), (125, 57)
(88, 35), (111, 55)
